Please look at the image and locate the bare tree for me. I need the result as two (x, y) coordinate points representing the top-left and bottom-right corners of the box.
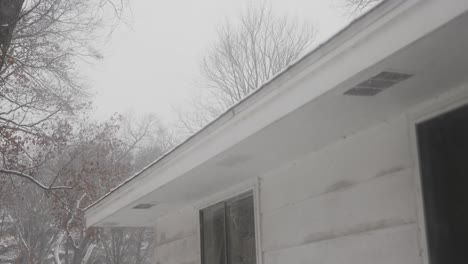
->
(0, 181), (62, 264)
(0, 2), (164, 263)
(0, 114), (166, 263)
(177, 3), (316, 134)
(94, 227), (153, 264)
(0, 0), (127, 190)
(119, 112), (175, 172)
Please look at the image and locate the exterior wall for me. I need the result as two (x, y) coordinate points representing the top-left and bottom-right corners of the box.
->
(150, 83), (468, 264)
(152, 114), (423, 264)
(259, 115), (421, 264)
(153, 207), (200, 264)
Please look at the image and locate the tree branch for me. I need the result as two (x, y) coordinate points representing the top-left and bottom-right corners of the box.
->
(0, 168), (72, 190)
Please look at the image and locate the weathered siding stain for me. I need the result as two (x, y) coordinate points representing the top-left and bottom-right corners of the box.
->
(301, 218), (413, 245)
(324, 179), (356, 193)
(376, 165), (407, 178)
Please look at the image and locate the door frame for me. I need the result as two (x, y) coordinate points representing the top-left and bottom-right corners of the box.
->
(408, 83), (468, 264)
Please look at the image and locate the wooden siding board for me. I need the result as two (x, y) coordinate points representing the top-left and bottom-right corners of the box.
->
(155, 207), (199, 247)
(260, 116), (412, 214)
(261, 169), (416, 252)
(264, 224), (420, 264)
(154, 235), (200, 264)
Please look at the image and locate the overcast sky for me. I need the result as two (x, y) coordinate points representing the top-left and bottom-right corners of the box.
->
(86, 0), (358, 124)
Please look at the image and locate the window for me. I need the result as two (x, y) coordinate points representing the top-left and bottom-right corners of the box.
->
(200, 192), (257, 264)
(417, 104), (468, 264)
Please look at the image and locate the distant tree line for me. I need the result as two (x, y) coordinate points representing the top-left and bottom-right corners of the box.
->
(0, 0), (165, 263)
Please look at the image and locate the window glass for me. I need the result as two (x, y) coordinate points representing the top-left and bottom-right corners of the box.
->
(226, 194), (256, 264)
(201, 202), (226, 264)
(200, 192), (256, 264)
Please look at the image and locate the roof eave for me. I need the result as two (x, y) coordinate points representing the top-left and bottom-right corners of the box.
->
(85, 0), (468, 227)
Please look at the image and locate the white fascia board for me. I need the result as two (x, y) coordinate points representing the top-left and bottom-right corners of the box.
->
(85, 0), (468, 227)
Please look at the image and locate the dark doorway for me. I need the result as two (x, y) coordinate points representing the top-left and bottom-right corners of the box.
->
(417, 104), (468, 264)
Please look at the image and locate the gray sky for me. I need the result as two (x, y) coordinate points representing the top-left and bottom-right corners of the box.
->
(87, 0), (354, 124)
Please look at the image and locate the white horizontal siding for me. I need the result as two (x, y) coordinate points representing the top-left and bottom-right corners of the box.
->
(153, 207), (200, 264)
(259, 115), (421, 263)
(261, 169), (416, 252)
(260, 115), (412, 214)
(154, 235), (200, 264)
(155, 207), (198, 246)
(264, 224), (420, 264)
(151, 116), (422, 264)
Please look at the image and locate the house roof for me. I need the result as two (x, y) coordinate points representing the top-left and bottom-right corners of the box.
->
(83, 0), (385, 213)
(85, 0), (468, 227)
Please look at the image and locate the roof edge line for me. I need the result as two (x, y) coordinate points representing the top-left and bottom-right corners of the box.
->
(84, 0), (416, 220)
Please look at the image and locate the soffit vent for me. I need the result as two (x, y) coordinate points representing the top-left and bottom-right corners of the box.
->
(344, 71), (413, 96)
(133, 203), (156, 209)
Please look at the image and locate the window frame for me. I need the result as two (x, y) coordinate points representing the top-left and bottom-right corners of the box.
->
(415, 103), (468, 263)
(408, 85), (468, 264)
(196, 179), (262, 264)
